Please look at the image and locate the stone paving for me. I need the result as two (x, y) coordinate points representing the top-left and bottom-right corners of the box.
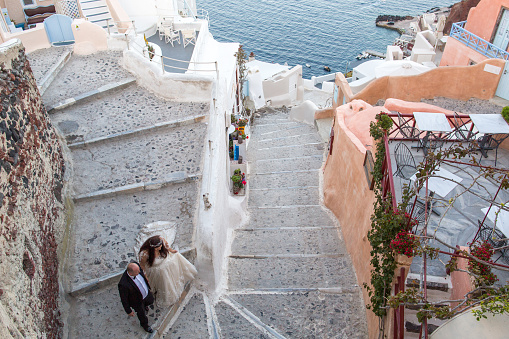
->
(68, 182), (198, 285)
(42, 51), (132, 107)
(26, 46), (73, 83)
(29, 48), (208, 337)
(164, 292), (209, 338)
(30, 47), (368, 338)
(70, 123), (205, 195)
(50, 83), (209, 142)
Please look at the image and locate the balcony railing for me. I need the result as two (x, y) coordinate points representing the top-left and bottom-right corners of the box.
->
(450, 21), (509, 61)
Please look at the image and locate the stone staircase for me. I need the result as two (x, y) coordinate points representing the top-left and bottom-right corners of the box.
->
(220, 108), (367, 337)
(28, 47), (368, 337)
(28, 48), (208, 338)
(79, 0), (114, 30)
(157, 108), (369, 338)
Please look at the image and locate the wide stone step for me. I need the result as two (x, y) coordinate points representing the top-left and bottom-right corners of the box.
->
(249, 187), (320, 207)
(42, 51), (131, 108)
(215, 301), (270, 338)
(231, 228), (345, 255)
(50, 84), (209, 141)
(67, 282), (168, 338)
(256, 124), (317, 139)
(228, 256), (357, 289)
(165, 292), (209, 338)
(249, 170), (319, 188)
(26, 45), (73, 85)
(250, 132), (323, 148)
(248, 205), (334, 228)
(68, 182), (197, 286)
(251, 155), (323, 173)
(251, 121), (301, 133)
(228, 291), (368, 338)
(250, 142), (324, 160)
(70, 123), (206, 195)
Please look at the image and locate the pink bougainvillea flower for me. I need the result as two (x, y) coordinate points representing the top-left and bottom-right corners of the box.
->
(242, 181), (247, 185)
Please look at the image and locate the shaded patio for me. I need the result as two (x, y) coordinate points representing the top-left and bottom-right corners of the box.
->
(147, 31), (198, 73)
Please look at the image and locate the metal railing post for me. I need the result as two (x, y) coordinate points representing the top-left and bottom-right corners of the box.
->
(215, 61), (219, 79)
(162, 58), (165, 74)
(106, 19), (110, 35)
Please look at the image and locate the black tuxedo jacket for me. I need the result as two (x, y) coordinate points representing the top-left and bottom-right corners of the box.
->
(118, 262), (152, 314)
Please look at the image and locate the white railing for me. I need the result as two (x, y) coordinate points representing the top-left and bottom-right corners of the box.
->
(105, 19), (136, 35)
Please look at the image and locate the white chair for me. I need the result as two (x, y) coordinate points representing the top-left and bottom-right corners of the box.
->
(182, 29), (196, 48)
(163, 25), (180, 46)
(158, 17), (174, 40)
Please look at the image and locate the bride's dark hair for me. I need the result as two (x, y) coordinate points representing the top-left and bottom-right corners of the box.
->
(139, 235), (168, 267)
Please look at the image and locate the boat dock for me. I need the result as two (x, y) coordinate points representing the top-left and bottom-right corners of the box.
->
(365, 50), (386, 58)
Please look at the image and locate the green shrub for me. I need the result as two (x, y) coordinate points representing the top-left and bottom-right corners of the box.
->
(502, 106), (509, 123)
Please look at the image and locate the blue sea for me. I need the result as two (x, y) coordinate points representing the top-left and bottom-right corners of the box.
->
(197, 0), (458, 79)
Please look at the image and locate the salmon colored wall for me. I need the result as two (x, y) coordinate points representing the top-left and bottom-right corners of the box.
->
(465, 0), (509, 44)
(450, 247), (473, 310)
(347, 59), (505, 105)
(324, 102), (404, 338)
(439, 38), (489, 66)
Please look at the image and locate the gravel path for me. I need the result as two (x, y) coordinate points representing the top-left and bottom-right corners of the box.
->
(420, 97), (503, 115)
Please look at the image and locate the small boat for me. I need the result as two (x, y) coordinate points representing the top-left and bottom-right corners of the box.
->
(356, 52), (370, 60)
(305, 63), (311, 68)
(323, 66), (331, 72)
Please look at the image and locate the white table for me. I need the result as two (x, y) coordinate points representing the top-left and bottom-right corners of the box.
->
(469, 114), (509, 134)
(410, 167), (463, 198)
(413, 112), (452, 153)
(413, 112), (453, 132)
(481, 207), (509, 237)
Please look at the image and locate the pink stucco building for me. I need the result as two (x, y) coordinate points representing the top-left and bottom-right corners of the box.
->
(441, 0), (509, 66)
(440, 0), (509, 100)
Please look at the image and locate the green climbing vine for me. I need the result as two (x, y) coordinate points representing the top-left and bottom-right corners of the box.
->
(364, 113), (415, 317)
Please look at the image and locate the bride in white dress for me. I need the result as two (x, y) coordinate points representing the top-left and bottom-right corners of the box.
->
(139, 235), (197, 308)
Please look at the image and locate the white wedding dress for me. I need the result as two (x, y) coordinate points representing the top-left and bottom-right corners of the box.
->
(142, 251), (197, 308)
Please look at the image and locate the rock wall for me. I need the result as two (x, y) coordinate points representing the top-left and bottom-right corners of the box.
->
(0, 39), (67, 338)
(443, 0), (481, 34)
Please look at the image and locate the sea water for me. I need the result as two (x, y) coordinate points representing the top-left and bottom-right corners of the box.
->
(197, 0), (458, 78)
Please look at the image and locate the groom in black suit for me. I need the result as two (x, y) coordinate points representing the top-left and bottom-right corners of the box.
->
(118, 262), (155, 333)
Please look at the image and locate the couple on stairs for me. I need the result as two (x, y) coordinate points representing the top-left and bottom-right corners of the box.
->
(118, 235), (197, 333)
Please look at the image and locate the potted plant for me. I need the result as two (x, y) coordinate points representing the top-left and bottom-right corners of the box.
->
(502, 106), (509, 123)
(238, 118), (248, 127)
(143, 34), (155, 60)
(231, 169), (246, 195)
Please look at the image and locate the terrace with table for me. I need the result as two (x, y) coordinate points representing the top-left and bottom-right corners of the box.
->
(388, 108), (509, 277)
(319, 95), (509, 338)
